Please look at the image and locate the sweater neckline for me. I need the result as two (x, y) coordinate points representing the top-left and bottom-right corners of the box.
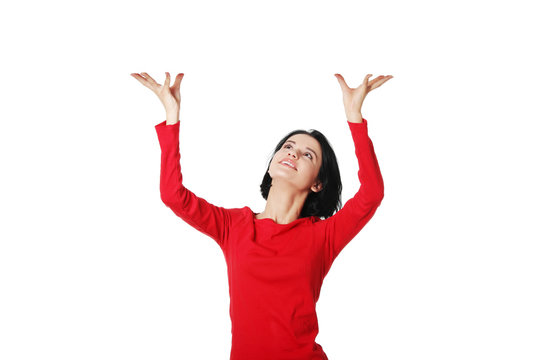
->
(250, 209), (312, 226)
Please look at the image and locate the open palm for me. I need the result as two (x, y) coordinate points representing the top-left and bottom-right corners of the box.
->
(335, 73), (393, 120)
(131, 72), (184, 114)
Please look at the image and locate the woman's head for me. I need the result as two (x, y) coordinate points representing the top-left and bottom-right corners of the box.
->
(260, 128), (342, 220)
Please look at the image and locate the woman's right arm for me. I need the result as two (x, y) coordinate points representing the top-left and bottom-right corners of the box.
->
(155, 119), (231, 250)
(130, 71), (232, 249)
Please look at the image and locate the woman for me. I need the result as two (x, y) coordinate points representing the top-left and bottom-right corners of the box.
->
(131, 71), (392, 360)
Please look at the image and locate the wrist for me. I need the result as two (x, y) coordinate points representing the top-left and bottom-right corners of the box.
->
(347, 114), (363, 123)
(166, 110), (179, 125)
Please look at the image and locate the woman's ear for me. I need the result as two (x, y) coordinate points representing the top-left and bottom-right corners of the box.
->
(311, 180), (323, 193)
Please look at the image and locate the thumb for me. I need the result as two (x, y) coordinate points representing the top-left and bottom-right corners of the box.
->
(164, 72), (171, 88)
(334, 73), (349, 92)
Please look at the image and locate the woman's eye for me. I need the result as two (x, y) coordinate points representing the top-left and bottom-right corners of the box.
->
(284, 145), (312, 159)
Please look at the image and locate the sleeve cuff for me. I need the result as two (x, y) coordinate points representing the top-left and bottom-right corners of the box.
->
(155, 120), (179, 128)
(347, 118), (367, 126)
(347, 118), (368, 135)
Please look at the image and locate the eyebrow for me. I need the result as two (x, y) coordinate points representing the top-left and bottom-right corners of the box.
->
(284, 140), (318, 160)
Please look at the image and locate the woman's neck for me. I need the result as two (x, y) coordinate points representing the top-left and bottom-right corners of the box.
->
(256, 182), (309, 224)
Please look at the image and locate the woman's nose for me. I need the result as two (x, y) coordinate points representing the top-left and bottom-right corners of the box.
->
(287, 151), (297, 158)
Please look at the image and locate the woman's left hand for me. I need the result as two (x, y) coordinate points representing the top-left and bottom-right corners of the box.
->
(335, 73), (393, 122)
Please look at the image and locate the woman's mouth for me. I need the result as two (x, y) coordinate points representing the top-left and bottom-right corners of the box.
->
(280, 160), (297, 170)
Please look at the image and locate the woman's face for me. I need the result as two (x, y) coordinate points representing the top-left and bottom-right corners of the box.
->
(268, 134), (323, 193)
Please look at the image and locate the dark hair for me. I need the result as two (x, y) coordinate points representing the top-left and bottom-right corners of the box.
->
(259, 128), (342, 220)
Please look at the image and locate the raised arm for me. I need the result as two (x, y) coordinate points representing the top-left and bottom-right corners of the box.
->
(321, 73), (391, 267)
(155, 120), (231, 250)
(131, 71), (232, 250)
(322, 118), (384, 264)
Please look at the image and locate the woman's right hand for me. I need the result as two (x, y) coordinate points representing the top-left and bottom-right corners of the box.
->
(131, 72), (184, 116)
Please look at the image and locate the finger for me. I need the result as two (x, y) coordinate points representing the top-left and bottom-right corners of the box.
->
(171, 73), (183, 96)
(368, 75), (385, 87)
(369, 75), (393, 90)
(131, 73), (155, 91)
(172, 73), (183, 90)
(164, 72), (171, 88)
(141, 72), (159, 86)
(362, 73), (372, 88)
(334, 73), (350, 92)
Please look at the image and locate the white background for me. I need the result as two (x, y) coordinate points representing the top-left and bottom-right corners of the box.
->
(1, 0), (539, 359)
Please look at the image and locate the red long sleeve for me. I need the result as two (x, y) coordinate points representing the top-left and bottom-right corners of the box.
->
(322, 119), (384, 271)
(155, 120), (232, 250)
(155, 118), (384, 360)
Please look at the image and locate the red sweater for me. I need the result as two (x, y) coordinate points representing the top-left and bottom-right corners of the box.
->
(155, 119), (384, 360)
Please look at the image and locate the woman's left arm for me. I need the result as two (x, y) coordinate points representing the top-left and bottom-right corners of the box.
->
(322, 118), (384, 265)
(322, 73), (392, 266)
